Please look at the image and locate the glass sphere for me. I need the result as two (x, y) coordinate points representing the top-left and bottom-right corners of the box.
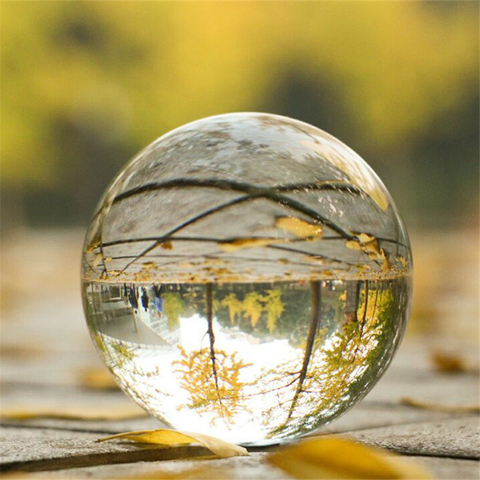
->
(81, 113), (412, 446)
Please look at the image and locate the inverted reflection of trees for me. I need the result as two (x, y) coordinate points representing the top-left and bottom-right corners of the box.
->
(87, 278), (404, 434)
(173, 346), (252, 425)
(262, 281), (398, 438)
(172, 284), (259, 426)
(170, 284), (288, 425)
(100, 337), (169, 412)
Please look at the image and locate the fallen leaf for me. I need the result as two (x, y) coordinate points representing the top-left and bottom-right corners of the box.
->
(98, 429), (248, 458)
(109, 270), (123, 277)
(352, 232), (381, 255)
(354, 232), (376, 244)
(161, 241), (173, 250)
(142, 261), (156, 268)
(218, 237), (284, 252)
(396, 255), (408, 268)
(430, 350), (470, 373)
(0, 344), (45, 360)
(345, 240), (363, 251)
(1, 404), (148, 421)
(267, 436), (432, 479)
(303, 255), (325, 265)
(77, 367), (119, 390)
(362, 240), (381, 257)
(355, 264), (372, 272)
(346, 233), (390, 271)
(275, 216), (323, 239)
(400, 397), (480, 414)
(379, 248), (391, 272)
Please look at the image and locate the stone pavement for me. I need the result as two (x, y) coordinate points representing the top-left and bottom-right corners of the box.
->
(2, 331), (479, 479)
(1, 347), (479, 478)
(1, 230), (479, 479)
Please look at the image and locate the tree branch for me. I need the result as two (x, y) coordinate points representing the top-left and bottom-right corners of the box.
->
(205, 283), (223, 408)
(285, 280), (322, 423)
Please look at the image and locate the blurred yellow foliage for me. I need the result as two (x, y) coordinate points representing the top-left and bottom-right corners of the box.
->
(1, 1), (477, 187)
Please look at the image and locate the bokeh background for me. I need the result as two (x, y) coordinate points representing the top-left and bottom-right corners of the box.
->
(1, 1), (478, 365)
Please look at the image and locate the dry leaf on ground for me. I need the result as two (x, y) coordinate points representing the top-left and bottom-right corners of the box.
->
(430, 350), (477, 374)
(98, 429), (249, 458)
(267, 436), (432, 479)
(1, 404), (148, 421)
(275, 216), (323, 239)
(0, 344), (46, 360)
(401, 397), (480, 414)
(77, 366), (119, 390)
(218, 237), (285, 252)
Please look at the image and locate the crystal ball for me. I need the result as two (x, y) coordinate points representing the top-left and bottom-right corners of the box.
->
(82, 113), (412, 446)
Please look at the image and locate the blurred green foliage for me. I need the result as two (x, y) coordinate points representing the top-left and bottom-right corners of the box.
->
(1, 1), (478, 229)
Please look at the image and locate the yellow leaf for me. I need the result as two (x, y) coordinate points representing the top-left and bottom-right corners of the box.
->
(97, 429), (248, 458)
(218, 237), (284, 252)
(352, 232), (381, 255)
(346, 233), (390, 271)
(0, 343), (45, 360)
(142, 261), (156, 268)
(401, 397), (480, 414)
(355, 264), (372, 272)
(379, 248), (391, 272)
(77, 367), (119, 390)
(362, 240), (381, 256)
(346, 240), (363, 251)
(161, 241), (173, 250)
(354, 232), (376, 244)
(430, 350), (471, 373)
(275, 216), (323, 239)
(396, 255), (408, 268)
(303, 255), (325, 265)
(1, 404), (148, 421)
(267, 437), (432, 479)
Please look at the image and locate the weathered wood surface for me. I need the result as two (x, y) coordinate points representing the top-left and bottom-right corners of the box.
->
(1, 230), (479, 479)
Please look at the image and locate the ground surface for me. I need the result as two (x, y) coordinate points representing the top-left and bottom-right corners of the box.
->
(1, 229), (479, 479)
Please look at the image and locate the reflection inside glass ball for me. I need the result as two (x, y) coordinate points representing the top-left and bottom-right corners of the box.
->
(82, 113), (412, 446)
